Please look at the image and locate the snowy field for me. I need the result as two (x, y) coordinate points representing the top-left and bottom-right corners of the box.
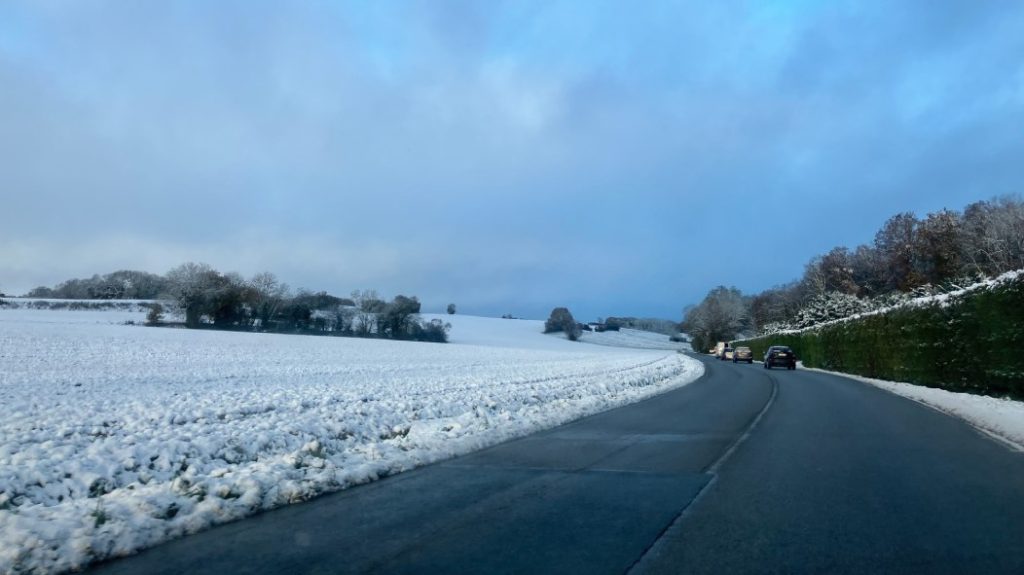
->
(0, 299), (151, 326)
(0, 306), (702, 574)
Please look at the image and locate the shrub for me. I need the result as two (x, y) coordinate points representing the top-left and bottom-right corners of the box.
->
(447, 303), (457, 315)
(145, 303), (165, 325)
(413, 319), (451, 343)
(690, 333), (711, 355)
(545, 307), (581, 341)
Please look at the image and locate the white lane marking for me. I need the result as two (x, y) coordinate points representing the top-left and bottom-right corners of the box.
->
(706, 372), (780, 474)
(627, 368), (780, 574)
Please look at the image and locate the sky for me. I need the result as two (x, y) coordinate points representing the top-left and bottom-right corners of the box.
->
(1, 1), (1023, 321)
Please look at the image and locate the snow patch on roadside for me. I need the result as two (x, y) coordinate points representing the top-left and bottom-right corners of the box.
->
(805, 367), (1024, 450)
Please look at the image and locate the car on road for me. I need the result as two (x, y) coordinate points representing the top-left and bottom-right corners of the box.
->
(732, 346), (753, 363)
(764, 346), (797, 369)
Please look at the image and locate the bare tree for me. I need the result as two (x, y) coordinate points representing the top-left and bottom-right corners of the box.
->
(874, 212), (921, 292)
(849, 244), (885, 297)
(914, 209), (964, 285)
(962, 196), (1024, 275)
(249, 272), (289, 330)
(682, 286), (749, 349)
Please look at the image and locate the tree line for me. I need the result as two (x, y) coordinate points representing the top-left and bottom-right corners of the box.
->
(26, 270), (170, 300)
(27, 263), (450, 343)
(683, 195), (1024, 352)
(601, 317), (680, 335)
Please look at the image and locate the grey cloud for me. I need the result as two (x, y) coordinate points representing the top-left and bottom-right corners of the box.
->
(2, 1), (1023, 318)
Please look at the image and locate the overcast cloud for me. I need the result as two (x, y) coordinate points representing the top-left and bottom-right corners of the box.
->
(2, 1), (1023, 319)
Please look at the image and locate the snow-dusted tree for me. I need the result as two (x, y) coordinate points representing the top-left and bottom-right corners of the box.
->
(961, 196), (1024, 275)
(874, 212), (921, 292)
(914, 209), (964, 285)
(990, 196), (1024, 271)
(821, 247), (860, 295)
(26, 286), (55, 298)
(801, 248), (862, 299)
(682, 286), (749, 350)
(145, 303), (164, 325)
(249, 271), (289, 330)
(962, 200), (997, 275)
(791, 292), (871, 329)
(351, 289), (386, 313)
(379, 295), (422, 339)
(348, 289), (385, 335)
(103, 270), (169, 299)
(334, 306), (356, 334)
(758, 321), (795, 336)
(750, 282), (803, 334)
(165, 262), (217, 328)
(545, 307), (581, 340)
(849, 244), (886, 297)
(206, 271), (250, 327)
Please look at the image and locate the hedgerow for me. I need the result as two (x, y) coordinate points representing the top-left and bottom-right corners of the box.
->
(734, 270), (1024, 398)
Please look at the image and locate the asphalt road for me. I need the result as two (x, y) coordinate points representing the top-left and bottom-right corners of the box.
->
(88, 354), (1024, 574)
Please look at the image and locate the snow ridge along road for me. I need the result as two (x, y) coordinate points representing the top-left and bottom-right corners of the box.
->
(84, 353), (1024, 574)
(0, 307), (701, 574)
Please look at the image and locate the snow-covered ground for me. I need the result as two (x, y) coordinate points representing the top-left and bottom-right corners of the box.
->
(803, 366), (1024, 451)
(436, 313), (688, 351)
(0, 306), (702, 574)
(0, 299), (152, 326)
(580, 327), (689, 350)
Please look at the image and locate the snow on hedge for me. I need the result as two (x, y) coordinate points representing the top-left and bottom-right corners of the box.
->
(766, 268), (1024, 335)
(0, 308), (702, 574)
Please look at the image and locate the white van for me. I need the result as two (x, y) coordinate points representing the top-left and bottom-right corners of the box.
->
(714, 341), (731, 360)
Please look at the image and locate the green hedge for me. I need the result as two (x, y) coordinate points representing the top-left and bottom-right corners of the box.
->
(734, 273), (1024, 399)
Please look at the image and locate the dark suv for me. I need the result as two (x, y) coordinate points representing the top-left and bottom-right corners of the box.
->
(763, 346), (796, 370)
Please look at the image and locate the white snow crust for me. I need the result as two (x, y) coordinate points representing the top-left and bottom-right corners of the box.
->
(0, 307), (702, 574)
